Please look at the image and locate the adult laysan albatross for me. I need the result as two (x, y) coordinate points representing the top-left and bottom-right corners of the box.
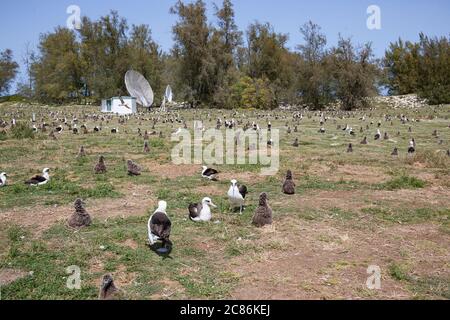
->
(201, 166), (219, 181)
(25, 168), (50, 186)
(0, 172), (7, 187)
(148, 201), (172, 254)
(227, 180), (248, 214)
(188, 197), (217, 222)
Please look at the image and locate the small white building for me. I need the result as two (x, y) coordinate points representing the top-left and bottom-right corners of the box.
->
(101, 97), (137, 115)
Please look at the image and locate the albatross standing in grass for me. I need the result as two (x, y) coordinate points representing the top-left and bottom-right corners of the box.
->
(374, 129), (381, 140)
(0, 172), (7, 187)
(408, 139), (416, 154)
(148, 201), (172, 252)
(227, 180), (248, 214)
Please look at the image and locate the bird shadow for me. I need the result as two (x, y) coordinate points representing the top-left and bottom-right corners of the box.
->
(147, 241), (174, 260)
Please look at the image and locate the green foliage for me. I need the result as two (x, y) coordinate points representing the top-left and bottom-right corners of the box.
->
(245, 22), (295, 102)
(416, 34), (450, 104)
(383, 39), (419, 95)
(170, 0), (214, 104)
(296, 21), (333, 109)
(0, 49), (19, 95)
(384, 34), (450, 104)
(296, 22), (380, 110)
(231, 76), (275, 109)
(10, 123), (35, 140)
(329, 37), (380, 110)
(31, 11), (164, 104)
(32, 27), (82, 103)
(0, 94), (28, 103)
(25, 3), (448, 108)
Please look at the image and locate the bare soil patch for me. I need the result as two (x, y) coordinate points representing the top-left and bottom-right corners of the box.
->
(0, 269), (29, 286)
(230, 217), (449, 300)
(0, 184), (154, 235)
(141, 161), (199, 178)
(194, 185), (224, 196)
(308, 163), (389, 184)
(220, 171), (266, 184)
(288, 187), (450, 212)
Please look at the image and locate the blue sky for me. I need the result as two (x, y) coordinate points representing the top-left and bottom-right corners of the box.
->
(1, 0), (449, 88)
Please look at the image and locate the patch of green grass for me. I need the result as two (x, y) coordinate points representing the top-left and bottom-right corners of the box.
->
(7, 225), (28, 243)
(376, 175), (426, 191)
(411, 276), (450, 300)
(389, 261), (450, 299)
(1, 229), (98, 299)
(327, 207), (357, 221)
(0, 94), (28, 103)
(10, 123), (35, 140)
(175, 269), (235, 299)
(295, 209), (322, 221)
(1, 213), (243, 299)
(389, 262), (412, 281)
(405, 150), (450, 169)
(0, 177), (122, 209)
(150, 138), (166, 149)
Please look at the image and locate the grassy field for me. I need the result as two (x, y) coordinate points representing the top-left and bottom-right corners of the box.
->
(0, 101), (449, 300)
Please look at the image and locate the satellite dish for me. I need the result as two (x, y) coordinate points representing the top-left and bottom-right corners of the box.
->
(125, 70), (154, 108)
(165, 85), (173, 103)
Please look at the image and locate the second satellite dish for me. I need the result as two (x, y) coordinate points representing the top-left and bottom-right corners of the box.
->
(125, 70), (154, 108)
(165, 85), (173, 103)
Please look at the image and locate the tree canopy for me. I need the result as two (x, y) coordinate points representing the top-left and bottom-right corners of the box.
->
(0, 49), (20, 96)
(4, 0), (447, 108)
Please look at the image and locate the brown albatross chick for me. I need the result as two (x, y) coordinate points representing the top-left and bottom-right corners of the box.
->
(252, 193), (273, 227)
(347, 143), (353, 153)
(127, 160), (141, 176)
(98, 274), (123, 300)
(94, 155), (107, 174)
(282, 170), (296, 195)
(143, 141), (150, 153)
(77, 146), (86, 158)
(68, 199), (92, 228)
